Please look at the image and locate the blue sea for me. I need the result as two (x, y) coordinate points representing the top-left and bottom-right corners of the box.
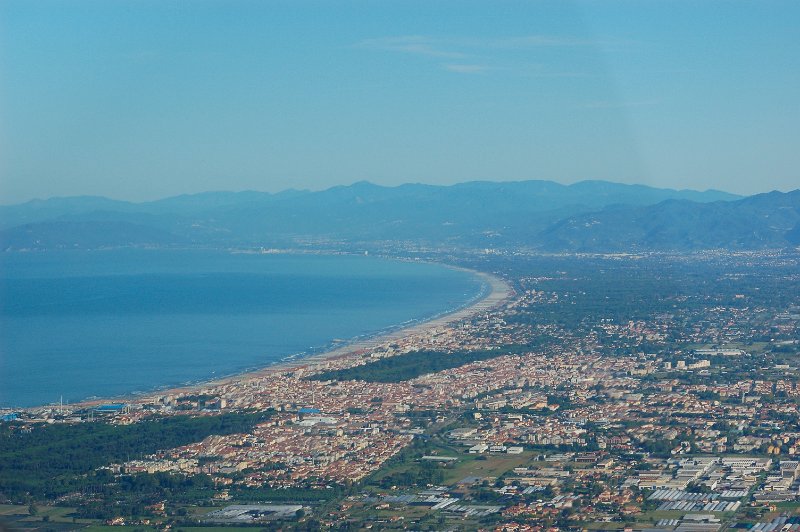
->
(0, 250), (485, 408)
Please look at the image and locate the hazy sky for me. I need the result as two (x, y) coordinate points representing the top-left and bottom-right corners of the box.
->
(1, 0), (798, 203)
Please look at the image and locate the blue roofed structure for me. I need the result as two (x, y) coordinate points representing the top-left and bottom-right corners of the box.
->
(95, 404), (128, 412)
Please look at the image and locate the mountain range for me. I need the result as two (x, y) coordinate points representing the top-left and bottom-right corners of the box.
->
(1, 180), (798, 252)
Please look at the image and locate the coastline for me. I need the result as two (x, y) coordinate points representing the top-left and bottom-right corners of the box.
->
(241, 268), (511, 374)
(30, 265), (513, 411)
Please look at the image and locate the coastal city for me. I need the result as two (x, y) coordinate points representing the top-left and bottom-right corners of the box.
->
(2, 250), (800, 531)
(3, 0), (799, 530)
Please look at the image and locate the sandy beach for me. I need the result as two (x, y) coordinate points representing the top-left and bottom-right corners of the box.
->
(268, 268), (513, 369)
(67, 266), (513, 408)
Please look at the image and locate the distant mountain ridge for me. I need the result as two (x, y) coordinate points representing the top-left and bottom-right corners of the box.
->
(2, 179), (797, 252)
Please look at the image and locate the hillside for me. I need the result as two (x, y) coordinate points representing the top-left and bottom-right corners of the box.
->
(539, 190), (800, 251)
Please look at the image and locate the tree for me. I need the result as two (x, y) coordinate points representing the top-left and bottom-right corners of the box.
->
(28, 504), (38, 516)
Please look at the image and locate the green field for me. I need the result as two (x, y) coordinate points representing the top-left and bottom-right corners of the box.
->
(441, 451), (536, 485)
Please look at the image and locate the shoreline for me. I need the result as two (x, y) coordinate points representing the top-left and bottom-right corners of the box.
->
(242, 268), (511, 373)
(21, 265), (513, 411)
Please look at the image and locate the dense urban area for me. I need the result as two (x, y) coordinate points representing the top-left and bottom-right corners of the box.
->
(2, 250), (800, 531)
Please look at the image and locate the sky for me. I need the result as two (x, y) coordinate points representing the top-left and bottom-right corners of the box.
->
(1, 0), (798, 203)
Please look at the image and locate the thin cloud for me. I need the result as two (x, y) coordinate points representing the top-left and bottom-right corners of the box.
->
(443, 64), (491, 74)
(356, 34), (628, 75)
(357, 34), (625, 57)
(581, 99), (661, 109)
(357, 36), (466, 58)
(488, 35), (612, 48)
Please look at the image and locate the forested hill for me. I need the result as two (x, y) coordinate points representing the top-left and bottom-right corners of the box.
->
(539, 190), (800, 252)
